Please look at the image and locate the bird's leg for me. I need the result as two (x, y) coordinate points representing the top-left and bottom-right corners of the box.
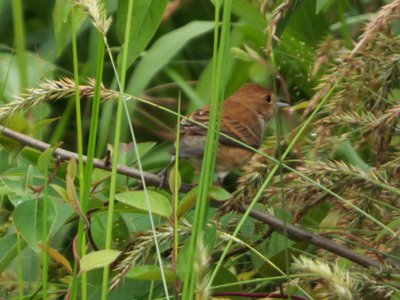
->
(157, 156), (176, 189)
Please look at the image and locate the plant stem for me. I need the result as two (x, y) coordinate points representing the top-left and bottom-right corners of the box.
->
(11, 0), (28, 89)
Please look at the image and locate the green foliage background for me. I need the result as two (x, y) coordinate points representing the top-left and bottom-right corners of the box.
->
(1, 0), (400, 299)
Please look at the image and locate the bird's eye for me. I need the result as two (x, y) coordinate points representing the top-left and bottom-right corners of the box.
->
(264, 95), (272, 103)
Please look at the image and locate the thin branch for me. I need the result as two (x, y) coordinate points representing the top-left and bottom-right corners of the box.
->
(240, 204), (383, 270)
(0, 124), (191, 192)
(0, 125), (385, 271)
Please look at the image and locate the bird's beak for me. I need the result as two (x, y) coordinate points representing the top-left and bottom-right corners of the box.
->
(277, 98), (289, 109)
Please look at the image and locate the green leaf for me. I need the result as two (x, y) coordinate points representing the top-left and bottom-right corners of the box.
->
(13, 199), (55, 252)
(316, 0), (334, 13)
(116, 0), (168, 68)
(126, 265), (176, 282)
(0, 181), (12, 196)
(126, 21), (214, 94)
(31, 117), (60, 135)
(0, 114), (29, 152)
(115, 190), (172, 218)
(51, 184), (69, 203)
(19, 147), (42, 165)
(53, 0), (87, 56)
(0, 234), (26, 273)
(232, 0), (267, 29)
(177, 186), (199, 217)
(334, 139), (370, 172)
(168, 164), (181, 193)
(258, 241), (309, 277)
(37, 146), (55, 175)
(208, 186), (232, 201)
(80, 249), (121, 273)
(212, 266), (240, 293)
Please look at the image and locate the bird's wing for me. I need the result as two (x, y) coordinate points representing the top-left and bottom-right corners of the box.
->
(180, 103), (262, 148)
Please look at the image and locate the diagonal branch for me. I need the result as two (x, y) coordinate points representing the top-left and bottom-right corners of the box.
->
(0, 124), (191, 192)
(0, 124), (384, 270)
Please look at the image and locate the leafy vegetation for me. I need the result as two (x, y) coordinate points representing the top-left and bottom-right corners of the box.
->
(1, 0), (400, 299)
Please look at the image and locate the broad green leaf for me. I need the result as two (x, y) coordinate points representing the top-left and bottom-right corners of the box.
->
(0, 234), (26, 273)
(116, 0), (168, 68)
(177, 186), (231, 217)
(31, 117), (60, 135)
(232, 0), (267, 29)
(212, 266), (241, 294)
(134, 142), (158, 162)
(126, 21), (214, 95)
(19, 147), (42, 165)
(91, 212), (130, 249)
(37, 145), (57, 175)
(2, 174), (30, 198)
(177, 186), (198, 217)
(0, 181), (12, 196)
(316, 0), (334, 13)
(80, 249), (121, 273)
(258, 241), (309, 277)
(208, 186), (232, 201)
(168, 164), (181, 193)
(13, 199), (56, 252)
(0, 53), (54, 98)
(334, 140), (370, 172)
(51, 184), (69, 203)
(0, 114), (29, 152)
(53, 0), (87, 55)
(126, 265), (176, 282)
(115, 190), (172, 218)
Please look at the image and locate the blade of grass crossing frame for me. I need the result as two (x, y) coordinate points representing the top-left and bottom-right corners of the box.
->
(182, 0), (233, 297)
(69, 17), (106, 300)
(100, 0), (170, 297)
(271, 45), (292, 295)
(70, 7), (87, 300)
(100, 0), (134, 297)
(173, 92), (181, 273)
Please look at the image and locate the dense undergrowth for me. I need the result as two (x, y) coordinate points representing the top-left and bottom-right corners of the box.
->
(1, 0), (400, 299)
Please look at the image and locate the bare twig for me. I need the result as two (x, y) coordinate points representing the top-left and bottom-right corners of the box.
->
(240, 204), (383, 270)
(0, 124), (191, 192)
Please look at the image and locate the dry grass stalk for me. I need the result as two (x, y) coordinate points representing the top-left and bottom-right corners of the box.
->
(194, 237), (211, 300)
(75, 0), (112, 35)
(110, 222), (191, 290)
(351, 0), (400, 56)
(0, 78), (115, 122)
(292, 256), (357, 300)
(232, 141), (277, 205)
(312, 36), (342, 77)
(265, 0), (293, 54)
(306, 0), (400, 115)
(311, 34), (400, 167)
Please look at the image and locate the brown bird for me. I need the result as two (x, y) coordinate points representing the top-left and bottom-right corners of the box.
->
(177, 83), (288, 180)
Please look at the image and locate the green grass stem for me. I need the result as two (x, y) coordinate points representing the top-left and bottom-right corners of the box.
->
(11, 0), (28, 89)
(17, 230), (23, 300)
(70, 6), (87, 300)
(182, 0), (232, 297)
(41, 169), (49, 300)
(208, 77), (344, 286)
